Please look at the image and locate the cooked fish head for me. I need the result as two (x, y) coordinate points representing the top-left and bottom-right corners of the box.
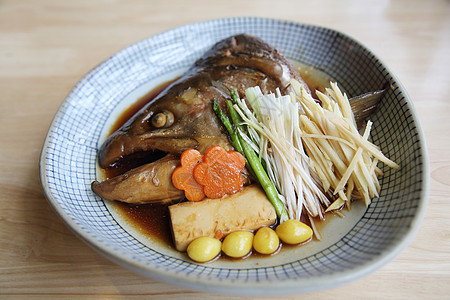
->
(93, 34), (310, 204)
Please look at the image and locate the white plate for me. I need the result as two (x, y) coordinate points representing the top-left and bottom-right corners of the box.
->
(40, 17), (428, 295)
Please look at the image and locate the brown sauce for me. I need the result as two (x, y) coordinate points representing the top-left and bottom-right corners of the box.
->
(102, 67), (334, 257)
(108, 79), (177, 135)
(113, 202), (174, 247)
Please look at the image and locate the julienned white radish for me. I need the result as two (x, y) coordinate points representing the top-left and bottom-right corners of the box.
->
(235, 87), (329, 224)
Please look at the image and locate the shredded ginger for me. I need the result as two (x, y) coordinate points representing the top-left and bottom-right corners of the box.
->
(291, 79), (399, 211)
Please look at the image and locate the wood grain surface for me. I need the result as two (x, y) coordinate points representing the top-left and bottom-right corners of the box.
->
(1, 0), (449, 298)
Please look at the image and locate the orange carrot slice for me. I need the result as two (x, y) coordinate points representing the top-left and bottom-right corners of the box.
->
(193, 145), (246, 199)
(172, 149), (205, 201)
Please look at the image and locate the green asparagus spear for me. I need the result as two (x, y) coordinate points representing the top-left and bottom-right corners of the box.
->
(230, 89), (240, 104)
(212, 99), (244, 155)
(226, 94), (289, 222)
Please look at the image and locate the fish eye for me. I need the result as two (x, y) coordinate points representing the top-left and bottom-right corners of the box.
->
(151, 110), (174, 128)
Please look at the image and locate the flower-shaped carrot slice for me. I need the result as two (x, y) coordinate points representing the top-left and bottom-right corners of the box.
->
(172, 149), (205, 201)
(193, 145), (246, 199)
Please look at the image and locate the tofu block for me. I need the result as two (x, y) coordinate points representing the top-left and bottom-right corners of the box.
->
(169, 184), (277, 251)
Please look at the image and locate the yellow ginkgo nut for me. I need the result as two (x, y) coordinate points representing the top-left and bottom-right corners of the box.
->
(187, 236), (221, 262)
(276, 219), (313, 245)
(222, 231), (253, 258)
(253, 227), (279, 255)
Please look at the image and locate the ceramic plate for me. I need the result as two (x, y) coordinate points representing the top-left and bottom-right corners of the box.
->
(40, 17), (428, 295)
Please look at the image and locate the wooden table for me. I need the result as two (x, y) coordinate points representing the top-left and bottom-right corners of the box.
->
(1, 0), (449, 298)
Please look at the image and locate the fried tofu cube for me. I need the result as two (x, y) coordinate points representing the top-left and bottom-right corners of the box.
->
(169, 184), (277, 251)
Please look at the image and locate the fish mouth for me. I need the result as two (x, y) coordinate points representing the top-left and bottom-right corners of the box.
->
(105, 149), (170, 175)
(92, 133), (194, 204)
(98, 130), (200, 170)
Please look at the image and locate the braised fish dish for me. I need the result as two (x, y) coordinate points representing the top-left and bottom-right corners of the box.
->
(92, 34), (398, 262)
